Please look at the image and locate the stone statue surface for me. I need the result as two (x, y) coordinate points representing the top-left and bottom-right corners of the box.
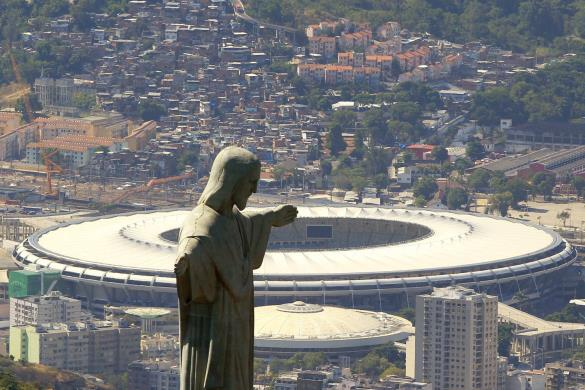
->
(175, 146), (297, 390)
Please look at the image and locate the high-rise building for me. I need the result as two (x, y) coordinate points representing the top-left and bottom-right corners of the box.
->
(10, 291), (84, 326)
(497, 356), (508, 390)
(10, 320), (141, 374)
(415, 286), (498, 390)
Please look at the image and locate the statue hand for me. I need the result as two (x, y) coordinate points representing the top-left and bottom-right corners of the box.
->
(271, 205), (298, 227)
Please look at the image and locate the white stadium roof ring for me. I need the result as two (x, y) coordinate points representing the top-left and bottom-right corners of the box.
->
(13, 206), (577, 309)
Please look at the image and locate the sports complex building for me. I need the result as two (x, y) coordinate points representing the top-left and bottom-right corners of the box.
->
(12, 206), (578, 312)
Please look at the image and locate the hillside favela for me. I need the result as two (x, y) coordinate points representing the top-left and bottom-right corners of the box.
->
(2, 0), (585, 389)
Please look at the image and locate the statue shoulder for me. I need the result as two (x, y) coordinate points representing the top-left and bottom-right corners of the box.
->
(179, 205), (222, 241)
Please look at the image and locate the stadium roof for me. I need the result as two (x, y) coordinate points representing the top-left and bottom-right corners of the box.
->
(254, 301), (413, 349)
(30, 207), (560, 278)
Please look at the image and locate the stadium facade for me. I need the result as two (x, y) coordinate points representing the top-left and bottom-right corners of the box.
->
(12, 206), (577, 312)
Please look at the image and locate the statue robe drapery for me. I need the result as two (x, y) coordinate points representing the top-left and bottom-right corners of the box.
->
(174, 204), (272, 390)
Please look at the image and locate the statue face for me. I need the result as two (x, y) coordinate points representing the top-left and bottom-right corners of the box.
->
(233, 166), (260, 210)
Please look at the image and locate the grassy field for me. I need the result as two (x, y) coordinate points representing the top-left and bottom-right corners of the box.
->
(0, 83), (30, 109)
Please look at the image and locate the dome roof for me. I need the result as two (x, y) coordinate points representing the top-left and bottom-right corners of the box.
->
(254, 302), (413, 350)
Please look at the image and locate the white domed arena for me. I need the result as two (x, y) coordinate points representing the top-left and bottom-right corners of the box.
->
(12, 206), (577, 313)
(254, 301), (413, 358)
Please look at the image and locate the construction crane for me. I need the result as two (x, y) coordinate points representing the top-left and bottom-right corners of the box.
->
(111, 172), (196, 204)
(43, 150), (63, 197)
(5, 41), (34, 121)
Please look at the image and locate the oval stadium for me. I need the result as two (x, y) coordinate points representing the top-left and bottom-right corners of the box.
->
(12, 206), (577, 312)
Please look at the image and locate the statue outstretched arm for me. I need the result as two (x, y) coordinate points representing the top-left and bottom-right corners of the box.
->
(242, 205), (298, 269)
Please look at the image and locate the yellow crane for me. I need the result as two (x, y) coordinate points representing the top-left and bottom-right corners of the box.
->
(111, 172), (196, 204)
(43, 150), (63, 197)
(5, 41), (34, 121)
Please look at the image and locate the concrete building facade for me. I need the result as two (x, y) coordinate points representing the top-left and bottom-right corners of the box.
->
(9, 320), (141, 374)
(415, 286), (498, 390)
(10, 291), (84, 327)
(128, 360), (180, 390)
(34, 77), (96, 115)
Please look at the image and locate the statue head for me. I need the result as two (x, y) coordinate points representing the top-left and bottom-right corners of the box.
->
(199, 146), (261, 211)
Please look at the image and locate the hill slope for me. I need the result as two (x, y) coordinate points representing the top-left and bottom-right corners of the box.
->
(247, 0), (585, 53)
(0, 356), (113, 390)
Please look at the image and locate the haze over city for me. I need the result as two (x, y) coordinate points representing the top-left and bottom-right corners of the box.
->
(1, 0), (585, 389)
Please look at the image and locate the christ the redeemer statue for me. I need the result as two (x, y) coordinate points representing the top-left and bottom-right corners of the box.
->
(175, 146), (298, 389)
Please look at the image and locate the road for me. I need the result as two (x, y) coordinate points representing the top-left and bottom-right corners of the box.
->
(231, 0), (298, 34)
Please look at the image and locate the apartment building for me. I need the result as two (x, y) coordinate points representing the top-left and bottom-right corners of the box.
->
(338, 51), (365, 67)
(337, 30), (372, 51)
(297, 64), (380, 86)
(0, 131), (19, 161)
(33, 113), (128, 140)
(415, 286), (498, 390)
(10, 320), (141, 374)
(308, 36), (336, 58)
(396, 47), (431, 72)
(10, 291), (84, 327)
(365, 55), (393, 72)
(128, 360), (180, 390)
(25, 135), (125, 168)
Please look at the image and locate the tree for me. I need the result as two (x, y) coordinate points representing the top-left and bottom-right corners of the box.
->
(396, 307), (415, 325)
(453, 158), (472, 175)
(489, 191), (513, 217)
(489, 171), (508, 193)
(467, 169), (491, 192)
(573, 176), (585, 199)
(465, 139), (486, 161)
(498, 323), (515, 357)
(254, 358), (268, 376)
(431, 146), (448, 164)
(371, 342), (404, 366)
(545, 303), (582, 323)
(15, 94), (42, 122)
(138, 100), (167, 121)
(414, 195), (427, 208)
(35, 0), (70, 17)
(274, 160), (299, 187)
(505, 178), (529, 208)
(413, 176), (438, 201)
(72, 92), (96, 111)
(444, 187), (468, 210)
(391, 57), (402, 77)
(321, 160), (332, 176)
(380, 364), (405, 378)
(355, 352), (391, 378)
(470, 87), (526, 126)
(327, 127), (346, 156)
(532, 172), (556, 200)
(557, 210), (571, 227)
(363, 108), (389, 145)
(327, 110), (354, 156)
(302, 352), (327, 369)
